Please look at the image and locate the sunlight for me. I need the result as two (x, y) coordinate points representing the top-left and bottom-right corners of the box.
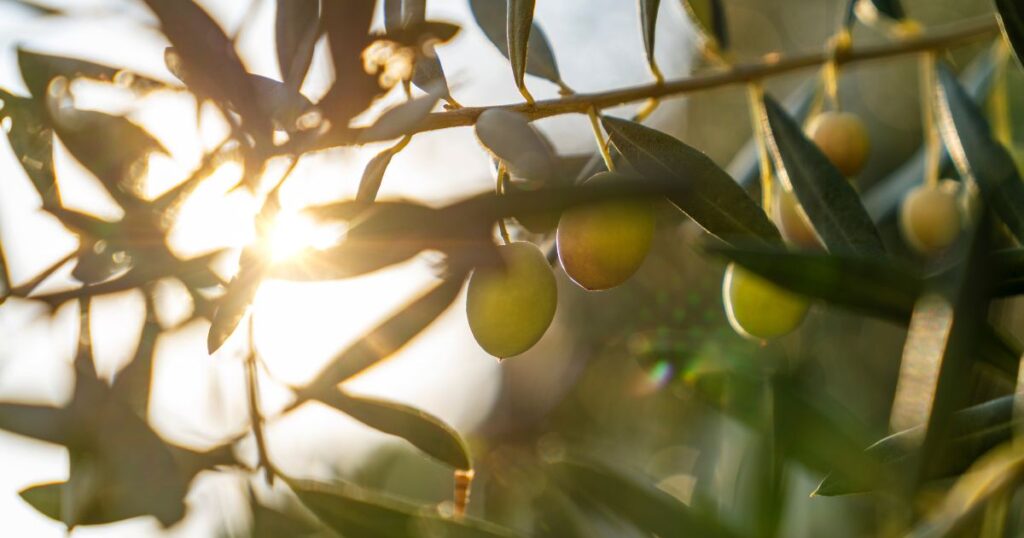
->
(264, 210), (338, 263)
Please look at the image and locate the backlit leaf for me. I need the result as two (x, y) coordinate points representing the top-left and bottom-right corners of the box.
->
(357, 138), (409, 203)
(0, 90), (58, 210)
(760, 95), (885, 256)
(275, 0), (320, 90)
(507, 0), (536, 96)
(475, 109), (557, 183)
(601, 115), (781, 244)
(359, 90), (441, 144)
(679, 0), (728, 50)
(318, 389), (471, 470)
(208, 247), (262, 354)
(17, 49), (168, 98)
(640, 0), (661, 74)
(468, 0), (564, 87)
(320, 0), (378, 127)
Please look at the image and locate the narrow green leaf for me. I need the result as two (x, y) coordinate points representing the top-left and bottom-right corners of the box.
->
(601, 115), (781, 244)
(357, 138), (409, 203)
(640, 0), (661, 74)
(816, 396), (1018, 496)
(359, 91), (441, 144)
(761, 95), (885, 255)
(996, 0), (1024, 67)
(935, 62), (1024, 243)
(468, 0), (563, 87)
(318, 389), (470, 470)
(475, 109), (557, 183)
(707, 243), (921, 321)
(142, 0), (272, 148)
(507, 0), (536, 95)
(275, 0), (320, 91)
(288, 478), (517, 538)
(549, 458), (739, 538)
(296, 273), (466, 400)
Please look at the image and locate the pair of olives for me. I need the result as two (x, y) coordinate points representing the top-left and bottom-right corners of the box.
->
(466, 172), (655, 358)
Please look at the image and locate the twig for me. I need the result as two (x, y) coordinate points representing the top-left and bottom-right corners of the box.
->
(301, 15), (998, 152)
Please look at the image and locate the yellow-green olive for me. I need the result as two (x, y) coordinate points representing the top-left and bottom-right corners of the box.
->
(466, 242), (557, 358)
(899, 180), (962, 256)
(772, 189), (820, 249)
(556, 172), (656, 291)
(723, 263), (810, 340)
(806, 111), (870, 177)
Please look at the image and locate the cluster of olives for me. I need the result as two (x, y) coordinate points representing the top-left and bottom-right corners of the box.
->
(466, 172), (655, 358)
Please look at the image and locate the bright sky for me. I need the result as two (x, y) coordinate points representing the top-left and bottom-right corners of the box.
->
(0, 0), (700, 535)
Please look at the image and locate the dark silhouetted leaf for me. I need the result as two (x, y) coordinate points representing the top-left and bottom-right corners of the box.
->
(707, 243), (921, 321)
(507, 0), (535, 97)
(288, 478), (517, 537)
(761, 95), (885, 255)
(249, 73), (316, 131)
(320, 0), (379, 127)
(601, 115), (781, 244)
(318, 389), (471, 470)
(208, 246), (262, 354)
(549, 458), (739, 538)
(816, 396), (1018, 496)
(143, 0), (272, 148)
(475, 109), (557, 183)
(468, 0), (564, 87)
(359, 90), (441, 143)
(383, 2), (455, 102)
(356, 138), (409, 203)
(680, 0), (729, 50)
(0, 403), (71, 445)
(295, 273), (466, 402)
(935, 62), (1024, 243)
(276, 0), (320, 90)
(384, 21), (461, 48)
(996, 0), (1024, 67)
(0, 90), (58, 210)
(640, 0), (661, 74)
(19, 483), (61, 522)
(17, 49), (169, 99)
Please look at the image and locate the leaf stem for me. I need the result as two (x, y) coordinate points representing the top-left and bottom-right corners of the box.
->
(495, 162), (512, 245)
(746, 82), (774, 211)
(586, 107), (616, 173)
(246, 314), (278, 483)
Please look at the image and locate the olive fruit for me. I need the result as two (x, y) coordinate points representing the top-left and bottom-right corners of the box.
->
(723, 263), (810, 340)
(466, 242), (557, 358)
(772, 189), (820, 249)
(556, 172), (656, 291)
(899, 180), (962, 256)
(806, 111), (870, 177)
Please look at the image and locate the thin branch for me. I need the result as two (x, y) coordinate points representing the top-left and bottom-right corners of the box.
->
(302, 15), (998, 152)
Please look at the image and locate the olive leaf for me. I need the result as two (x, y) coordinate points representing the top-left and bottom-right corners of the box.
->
(356, 137), (410, 203)
(275, 0), (320, 91)
(507, 0), (536, 97)
(934, 62), (1024, 243)
(382, 2), (456, 102)
(358, 89), (441, 144)
(17, 49), (169, 98)
(468, 0), (565, 88)
(142, 0), (272, 149)
(287, 478), (518, 538)
(640, 0), (661, 75)
(0, 90), (59, 210)
(549, 458), (740, 538)
(815, 396), (1018, 496)
(208, 246), (263, 354)
(996, 0), (1024, 67)
(475, 109), (557, 183)
(317, 389), (471, 470)
(601, 115), (781, 244)
(319, 0), (379, 127)
(760, 95), (885, 256)
(707, 243), (921, 321)
(679, 0), (729, 51)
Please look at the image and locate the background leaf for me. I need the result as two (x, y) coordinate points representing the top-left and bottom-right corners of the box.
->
(317, 389), (471, 470)
(507, 0), (536, 97)
(468, 0), (564, 88)
(475, 109), (557, 183)
(995, 0), (1024, 67)
(640, 0), (661, 74)
(761, 95), (885, 256)
(359, 90), (441, 144)
(679, 0), (729, 51)
(935, 62), (1024, 243)
(319, 0), (378, 128)
(601, 115), (781, 244)
(275, 0), (320, 91)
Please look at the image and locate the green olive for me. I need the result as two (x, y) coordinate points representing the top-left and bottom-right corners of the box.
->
(806, 111), (870, 177)
(899, 180), (962, 255)
(556, 172), (656, 291)
(466, 242), (557, 358)
(723, 263), (810, 340)
(772, 189), (820, 249)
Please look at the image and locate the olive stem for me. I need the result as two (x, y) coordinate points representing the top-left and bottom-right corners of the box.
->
(746, 82), (774, 211)
(495, 162), (512, 245)
(299, 15), (998, 152)
(586, 106), (617, 172)
(919, 51), (941, 189)
(246, 314), (279, 483)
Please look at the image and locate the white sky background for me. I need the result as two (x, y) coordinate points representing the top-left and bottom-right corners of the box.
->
(0, 0), (701, 535)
